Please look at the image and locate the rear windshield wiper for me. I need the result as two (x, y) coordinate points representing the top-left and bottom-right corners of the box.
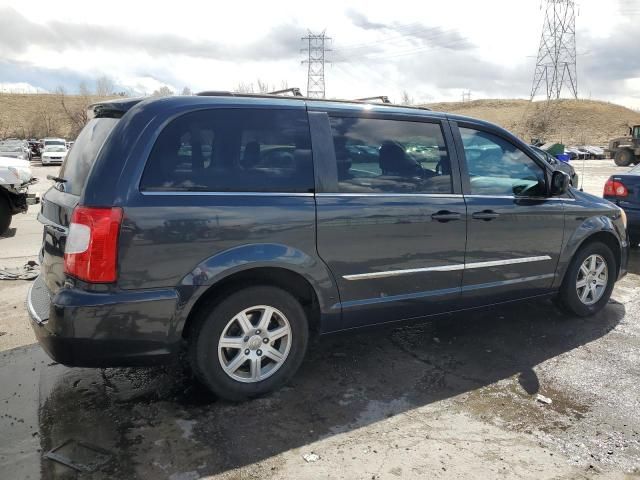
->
(46, 175), (67, 183)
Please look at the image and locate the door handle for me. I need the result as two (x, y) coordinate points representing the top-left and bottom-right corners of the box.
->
(431, 210), (461, 222)
(472, 210), (500, 221)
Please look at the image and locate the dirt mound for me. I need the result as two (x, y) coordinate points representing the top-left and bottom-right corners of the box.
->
(424, 98), (640, 145)
(0, 92), (114, 139)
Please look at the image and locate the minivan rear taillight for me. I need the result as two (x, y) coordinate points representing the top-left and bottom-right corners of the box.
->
(64, 207), (123, 283)
(603, 178), (628, 198)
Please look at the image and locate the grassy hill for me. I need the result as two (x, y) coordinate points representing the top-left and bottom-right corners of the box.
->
(0, 92), (114, 140)
(1, 93), (639, 146)
(424, 98), (640, 146)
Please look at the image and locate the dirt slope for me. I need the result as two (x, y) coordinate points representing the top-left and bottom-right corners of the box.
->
(424, 98), (640, 145)
(2, 93), (639, 145)
(0, 92), (113, 139)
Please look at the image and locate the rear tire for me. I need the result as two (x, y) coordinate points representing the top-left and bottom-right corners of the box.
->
(557, 241), (616, 317)
(0, 196), (11, 235)
(188, 286), (309, 401)
(614, 149), (634, 167)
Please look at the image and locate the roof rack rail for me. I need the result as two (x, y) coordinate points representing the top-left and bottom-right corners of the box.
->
(268, 87), (303, 97)
(355, 96), (391, 104)
(195, 90), (234, 97)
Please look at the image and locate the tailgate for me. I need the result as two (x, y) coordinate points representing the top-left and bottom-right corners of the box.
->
(37, 117), (120, 294)
(39, 187), (79, 294)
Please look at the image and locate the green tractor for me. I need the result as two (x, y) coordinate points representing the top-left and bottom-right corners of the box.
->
(607, 125), (640, 166)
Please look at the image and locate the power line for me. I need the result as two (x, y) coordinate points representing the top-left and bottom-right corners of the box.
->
(530, 0), (578, 100)
(301, 31), (331, 99)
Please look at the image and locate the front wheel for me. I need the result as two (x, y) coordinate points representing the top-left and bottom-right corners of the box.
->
(188, 286), (309, 401)
(557, 242), (616, 317)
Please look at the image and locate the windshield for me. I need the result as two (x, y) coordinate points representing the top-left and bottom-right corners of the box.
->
(45, 146), (66, 152)
(45, 140), (66, 146)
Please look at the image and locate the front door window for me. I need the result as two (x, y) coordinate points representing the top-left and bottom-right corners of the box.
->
(460, 128), (546, 197)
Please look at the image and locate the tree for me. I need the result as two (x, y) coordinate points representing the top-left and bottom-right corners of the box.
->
(95, 75), (115, 96)
(181, 86), (192, 96)
(256, 79), (270, 94)
(233, 79), (289, 94)
(56, 83), (92, 138)
(234, 82), (255, 94)
(400, 90), (414, 106)
(151, 86), (174, 97)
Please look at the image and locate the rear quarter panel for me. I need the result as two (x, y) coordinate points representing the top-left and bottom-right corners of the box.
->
(117, 194), (340, 331)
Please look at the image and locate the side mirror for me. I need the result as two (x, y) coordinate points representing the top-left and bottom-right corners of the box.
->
(550, 170), (570, 196)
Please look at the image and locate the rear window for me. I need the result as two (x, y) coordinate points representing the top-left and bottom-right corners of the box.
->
(59, 118), (118, 195)
(140, 108), (313, 193)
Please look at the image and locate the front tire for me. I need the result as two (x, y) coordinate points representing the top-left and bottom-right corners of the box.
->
(614, 149), (634, 167)
(188, 286), (309, 401)
(557, 242), (616, 317)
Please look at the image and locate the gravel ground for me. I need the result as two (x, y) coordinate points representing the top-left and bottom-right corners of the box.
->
(1, 159), (639, 479)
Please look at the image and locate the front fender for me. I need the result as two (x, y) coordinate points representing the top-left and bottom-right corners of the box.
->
(175, 243), (341, 331)
(553, 214), (626, 288)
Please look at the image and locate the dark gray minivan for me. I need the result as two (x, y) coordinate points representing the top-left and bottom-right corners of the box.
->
(28, 94), (629, 400)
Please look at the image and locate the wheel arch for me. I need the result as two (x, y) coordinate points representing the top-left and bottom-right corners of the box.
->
(177, 243), (341, 339)
(556, 227), (622, 288)
(182, 266), (323, 341)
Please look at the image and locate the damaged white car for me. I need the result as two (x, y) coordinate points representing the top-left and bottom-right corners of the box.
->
(0, 156), (38, 234)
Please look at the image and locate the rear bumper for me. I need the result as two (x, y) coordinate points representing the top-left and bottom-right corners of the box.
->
(27, 275), (182, 367)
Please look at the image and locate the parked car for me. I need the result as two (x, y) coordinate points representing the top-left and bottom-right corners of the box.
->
(28, 95), (629, 401)
(604, 164), (640, 246)
(531, 146), (579, 186)
(40, 145), (68, 165)
(28, 140), (42, 158)
(0, 143), (30, 161)
(42, 137), (66, 149)
(0, 155), (38, 234)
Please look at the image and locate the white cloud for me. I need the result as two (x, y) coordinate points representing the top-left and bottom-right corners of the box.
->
(0, 0), (637, 107)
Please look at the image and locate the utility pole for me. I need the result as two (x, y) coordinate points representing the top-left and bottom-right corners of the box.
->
(462, 90), (471, 103)
(530, 0), (578, 100)
(301, 30), (331, 98)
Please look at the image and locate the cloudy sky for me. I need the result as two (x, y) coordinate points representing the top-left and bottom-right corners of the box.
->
(0, 0), (639, 107)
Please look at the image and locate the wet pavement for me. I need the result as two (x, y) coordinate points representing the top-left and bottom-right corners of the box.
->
(1, 250), (639, 478)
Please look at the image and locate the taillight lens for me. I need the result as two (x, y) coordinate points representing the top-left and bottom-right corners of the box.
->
(64, 207), (123, 283)
(604, 179), (628, 197)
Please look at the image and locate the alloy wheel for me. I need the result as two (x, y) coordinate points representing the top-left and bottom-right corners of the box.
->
(217, 305), (292, 383)
(576, 254), (608, 305)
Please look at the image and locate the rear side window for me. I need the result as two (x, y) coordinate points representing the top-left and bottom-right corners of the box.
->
(140, 109), (313, 193)
(59, 118), (119, 195)
(329, 116), (452, 194)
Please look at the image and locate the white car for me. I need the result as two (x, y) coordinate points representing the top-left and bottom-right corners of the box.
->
(41, 145), (68, 165)
(0, 156), (38, 234)
(43, 137), (66, 148)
